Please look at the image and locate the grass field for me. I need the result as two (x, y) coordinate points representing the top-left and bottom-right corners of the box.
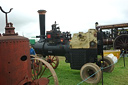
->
(51, 56), (128, 85)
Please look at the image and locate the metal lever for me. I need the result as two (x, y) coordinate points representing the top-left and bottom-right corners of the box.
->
(0, 6), (13, 26)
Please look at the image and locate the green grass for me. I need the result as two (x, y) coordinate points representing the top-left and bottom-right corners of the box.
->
(51, 56), (128, 85)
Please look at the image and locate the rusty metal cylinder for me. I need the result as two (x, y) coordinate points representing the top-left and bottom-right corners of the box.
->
(0, 36), (32, 85)
(103, 38), (114, 45)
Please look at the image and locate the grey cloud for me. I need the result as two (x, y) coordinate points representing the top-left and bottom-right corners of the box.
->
(0, 11), (38, 34)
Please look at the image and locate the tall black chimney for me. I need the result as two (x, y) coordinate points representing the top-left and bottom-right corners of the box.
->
(38, 10), (47, 39)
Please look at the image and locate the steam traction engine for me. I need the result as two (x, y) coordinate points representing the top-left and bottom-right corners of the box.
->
(0, 7), (58, 85)
(34, 10), (71, 69)
(33, 10), (114, 84)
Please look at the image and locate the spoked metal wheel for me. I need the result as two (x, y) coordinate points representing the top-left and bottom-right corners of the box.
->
(46, 55), (59, 69)
(114, 34), (128, 50)
(80, 63), (101, 84)
(30, 55), (42, 79)
(31, 56), (59, 85)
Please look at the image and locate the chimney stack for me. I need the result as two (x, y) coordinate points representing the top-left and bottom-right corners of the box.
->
(38, 10), (47, 39)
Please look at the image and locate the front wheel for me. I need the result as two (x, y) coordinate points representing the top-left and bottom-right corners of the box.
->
(80, 63), (101, 84)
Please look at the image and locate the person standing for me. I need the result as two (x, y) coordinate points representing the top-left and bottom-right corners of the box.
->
(29, 44), (36, 55)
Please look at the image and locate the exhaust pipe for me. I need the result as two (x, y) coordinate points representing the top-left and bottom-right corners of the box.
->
(37, 10), (47, 39)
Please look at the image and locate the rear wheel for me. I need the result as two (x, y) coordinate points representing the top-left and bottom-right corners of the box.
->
(114, 34), (128, 51)
(80, 63), (101, 84)
(98, 57), (114, 72)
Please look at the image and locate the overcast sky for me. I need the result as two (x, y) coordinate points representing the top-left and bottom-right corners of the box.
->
(0, 0), (128, 38)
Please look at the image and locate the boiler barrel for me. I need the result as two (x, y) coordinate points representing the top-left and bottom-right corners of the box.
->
(103, 39), (114, 45)
(33, 41), (70, 56)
